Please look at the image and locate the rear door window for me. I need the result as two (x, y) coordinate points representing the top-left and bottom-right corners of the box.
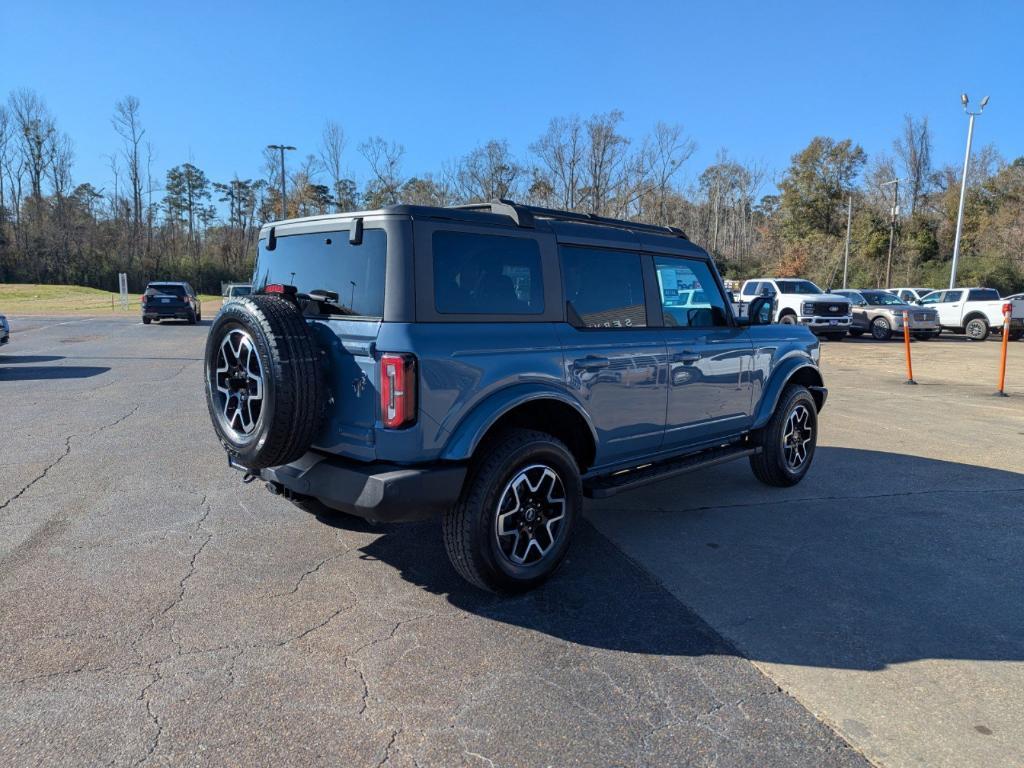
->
(253, 229), (387, 318)
(432, 231), (544, 315)
(968, 289), (999, 301)
(560, 246), (647, 329)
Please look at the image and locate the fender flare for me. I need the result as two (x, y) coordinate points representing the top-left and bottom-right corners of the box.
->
(439, 382), (598, 462)
(751, 356), (825, 430)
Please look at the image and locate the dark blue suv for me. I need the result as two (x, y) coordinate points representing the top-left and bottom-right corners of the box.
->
(204, 201), (826, 592)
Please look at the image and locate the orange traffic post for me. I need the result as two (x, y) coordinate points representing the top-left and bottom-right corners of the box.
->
(994, 303), (1011, 397)
(902, 310), (917, 385)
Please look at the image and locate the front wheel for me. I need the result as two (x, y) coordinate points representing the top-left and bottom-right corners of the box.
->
(871, 317), (893, 340)
(749, 386), (818, 487)
(142, 317), (151, 325)
(443, 429), (581, 593)
(779, 314), (798, 325)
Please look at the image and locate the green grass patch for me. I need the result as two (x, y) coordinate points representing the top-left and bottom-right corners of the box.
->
(0, 284), (221, 315)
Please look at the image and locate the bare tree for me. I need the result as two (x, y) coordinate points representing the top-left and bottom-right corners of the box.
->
(894, 115), (931, 216)
(112, 96), (146, 268)
(9, 89), (56, 201)
(453, 139), (524, 202)
(359, 137), (405, 208)
(530, 115), (585, 210)
(319, 121), (348, 211)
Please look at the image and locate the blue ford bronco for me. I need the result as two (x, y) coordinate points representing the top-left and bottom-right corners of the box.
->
(204, 201), (826, 592)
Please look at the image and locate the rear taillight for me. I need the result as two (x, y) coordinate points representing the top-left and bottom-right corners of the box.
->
(380, 353), (417, 429)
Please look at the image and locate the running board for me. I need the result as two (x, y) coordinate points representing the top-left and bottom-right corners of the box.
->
(584, 445), (759, 499)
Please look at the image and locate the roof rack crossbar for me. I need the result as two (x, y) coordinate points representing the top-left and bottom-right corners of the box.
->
(449, 199), (688, 240)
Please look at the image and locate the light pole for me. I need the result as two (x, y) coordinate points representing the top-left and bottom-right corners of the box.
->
(266, 144), (296, 220)
(880, 178), (903, 289)
(949, 93), (989, 289)
(842, 195), (852, 289)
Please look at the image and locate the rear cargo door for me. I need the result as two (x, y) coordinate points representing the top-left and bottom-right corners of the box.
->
(253, 226), (388, 461)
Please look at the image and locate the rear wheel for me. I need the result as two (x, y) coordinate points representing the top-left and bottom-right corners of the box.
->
(750, 386), (818, 487)
(142, 317), (151, 325)
(443, 429), (581, 593)
(871, 317), (892, 340)
(965, 317), (989, 341)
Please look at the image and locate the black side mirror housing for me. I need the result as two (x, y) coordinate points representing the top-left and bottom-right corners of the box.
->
(738, 296), (773, 326)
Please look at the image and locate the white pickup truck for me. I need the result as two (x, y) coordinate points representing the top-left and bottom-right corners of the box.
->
(738, 278), (852, 340)
(917, 287), (1024, 341)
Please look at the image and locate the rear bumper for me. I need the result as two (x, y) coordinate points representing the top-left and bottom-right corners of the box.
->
(258, 452), (467, 523)
(143, 309), (192, 319)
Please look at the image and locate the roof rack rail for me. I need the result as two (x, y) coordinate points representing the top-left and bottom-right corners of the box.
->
(448, 199), (688, 240)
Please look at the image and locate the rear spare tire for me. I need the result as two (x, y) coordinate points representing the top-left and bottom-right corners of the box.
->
(204, 295), (325, 470)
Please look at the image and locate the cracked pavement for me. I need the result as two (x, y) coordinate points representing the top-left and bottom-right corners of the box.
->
(8, 314), (1013, 766)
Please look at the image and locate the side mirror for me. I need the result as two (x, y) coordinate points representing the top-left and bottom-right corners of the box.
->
(739, 296), (773, 326)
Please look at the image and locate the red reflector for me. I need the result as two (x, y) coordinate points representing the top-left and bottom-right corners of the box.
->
(380, 353), (417, 429)
(265, 283), (286, 294)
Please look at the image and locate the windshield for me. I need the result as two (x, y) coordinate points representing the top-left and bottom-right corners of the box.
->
(146, 284), (185, 297)
(776, 280), (822, 295)
(862, 291), (904, 306)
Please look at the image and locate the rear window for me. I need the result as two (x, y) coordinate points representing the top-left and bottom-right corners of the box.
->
(147, 284), (185, 297)
(254, 229), (387, 318)
(561, 246), (647, 329)
(433, 231), (544, 315)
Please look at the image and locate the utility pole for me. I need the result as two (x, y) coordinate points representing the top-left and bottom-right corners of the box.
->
(266, 144), (296, 220)
(950, 94), (989, 289)
(842, 195), (852, 289)
(881, 178), (902, 289)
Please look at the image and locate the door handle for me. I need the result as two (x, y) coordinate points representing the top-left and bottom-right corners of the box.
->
(580, 355), (610, 370)
(673, 350), (701, 363)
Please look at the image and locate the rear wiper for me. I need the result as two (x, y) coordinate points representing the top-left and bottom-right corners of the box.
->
(300, 289), (358, 316)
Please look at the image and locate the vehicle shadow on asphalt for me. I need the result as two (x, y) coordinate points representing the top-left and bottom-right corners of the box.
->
(0, 364), (109, 381)
(309, 509), (729, 657)
(311, 447), (1024, 669)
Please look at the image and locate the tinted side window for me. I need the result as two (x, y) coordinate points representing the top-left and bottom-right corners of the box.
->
(968, 289), (999, 301)
(254, 229), (387, 317)
(946, 290), (963, 302)
(560, 246), (647, 329)
(742, 281), (759, 296)
(433, 231), (543, 315)
(655, 257), (729, 328)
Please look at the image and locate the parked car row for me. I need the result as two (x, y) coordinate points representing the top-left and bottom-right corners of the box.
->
(733, 279), (1024, 342)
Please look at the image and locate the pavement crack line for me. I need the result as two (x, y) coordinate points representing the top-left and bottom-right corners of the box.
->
(270, 548), (351, 598)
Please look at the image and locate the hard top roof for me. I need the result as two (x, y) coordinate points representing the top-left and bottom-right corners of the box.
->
(259, 200), (709, 258)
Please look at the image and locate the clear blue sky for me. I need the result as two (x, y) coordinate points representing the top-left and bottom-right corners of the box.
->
(2, 0), (1021, 198)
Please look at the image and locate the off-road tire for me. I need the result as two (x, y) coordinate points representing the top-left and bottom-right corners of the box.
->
(871, 317), (892, 340)
(443, 429), (582, 594)
(965, 317), (989, 341)
(749, 385), (818, 487)
(204, 295), (325, 470)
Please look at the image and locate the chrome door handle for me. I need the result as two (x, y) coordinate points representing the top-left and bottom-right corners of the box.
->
(580, 355), (610, 370)
(673, 350), (701, 363)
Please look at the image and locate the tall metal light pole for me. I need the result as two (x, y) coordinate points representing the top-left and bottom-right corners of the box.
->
(880, 178), (903, 289)
(266, 144), (296, 220)
(949, 94), (989, 289)
(842, 195), (852, 289)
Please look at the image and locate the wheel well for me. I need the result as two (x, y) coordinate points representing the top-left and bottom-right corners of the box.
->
(787, 367), (825, 411)
(478, 400), (596, 472)
(779, 308), (797, 316)
(963, 312), (988, 325)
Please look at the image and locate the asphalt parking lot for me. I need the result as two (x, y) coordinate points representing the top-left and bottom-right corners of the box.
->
(2, 316), (1022, 768)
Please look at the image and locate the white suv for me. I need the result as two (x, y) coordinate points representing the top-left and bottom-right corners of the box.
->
(739, 278), (852, 340)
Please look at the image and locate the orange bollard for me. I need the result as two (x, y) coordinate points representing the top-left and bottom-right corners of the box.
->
(995, 303), (1010, 397)
(902, 310), (917, 385)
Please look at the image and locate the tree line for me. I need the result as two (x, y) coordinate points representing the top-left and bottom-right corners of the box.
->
(1, 88), (1021, 295)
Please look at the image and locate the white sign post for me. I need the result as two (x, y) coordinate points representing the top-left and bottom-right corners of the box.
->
(118, 273), (128, 310)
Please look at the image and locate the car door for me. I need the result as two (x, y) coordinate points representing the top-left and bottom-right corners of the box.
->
(934, 290), (964, 327)
(557, 245), (667, 465)
(654, 255), (755, 449)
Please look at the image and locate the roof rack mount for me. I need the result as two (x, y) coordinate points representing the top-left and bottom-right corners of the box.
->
(449, 199), (688, 240)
